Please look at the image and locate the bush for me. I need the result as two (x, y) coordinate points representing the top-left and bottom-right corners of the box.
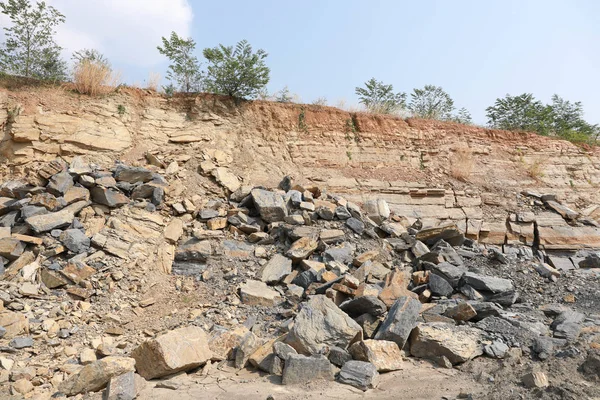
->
(203, 40), (270, 100)
(73, 61), (119, 96)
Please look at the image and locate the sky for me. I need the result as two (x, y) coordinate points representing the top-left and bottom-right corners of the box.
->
(1, 0), (599, 125)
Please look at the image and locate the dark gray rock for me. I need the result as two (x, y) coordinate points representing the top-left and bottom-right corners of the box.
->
(428, 274), (454, 297)
(273, 342), (297, 361)
(327, 346), (352, 367)
(114, 164), (154, 183)
(483, 341), (509, 358)
(104, 371), (136, 400)
(339, 296), (387, 318)
(346, 217), (365, 235)
(60, 229), (90, 253)
(10, 336), (33, 349)
(323, 243), (354, 265)
(47, 171), (74, 196)
(20, 205), (48, 219)
(374, 296), (421, 349)
(430, 240), (463, 266)
(335, 206), (352, 220)
(251, 189), (288, 223)
(461, 272), (514, 293)
(423, 262), (466, 287)
(281, 354), (334, 385)
(337, 361), (379, 391)
(579, 253), (600, 268)
(551, 310), (585, 341)
(292, 269), (319, 289)
(533, 336), (566, 360)
(90, 187), (129, 208)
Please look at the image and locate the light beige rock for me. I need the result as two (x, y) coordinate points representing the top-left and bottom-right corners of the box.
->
(239, 280), (282, 306)
(59, 356), (136, 396)
(132, 326), (211, 379)
(522, 371), (549, 388)
(212, 167), (241, 193)
(349, 340), (403, 372)
(164, 218), (184, 243)
(12, 378), (33, 394)
(409, 323), (482, 365)
(0, 311), (28, 339)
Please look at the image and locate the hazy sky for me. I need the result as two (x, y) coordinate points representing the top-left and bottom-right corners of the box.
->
(1, 0), (599, 124)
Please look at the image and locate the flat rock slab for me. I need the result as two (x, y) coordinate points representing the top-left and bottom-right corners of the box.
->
(239, 280), (282, 306)
(349, 340), (403, 372)
(132, 326), (211, 379)
(25, 209), (74, 233)
(461, 272), (513, 293)
(260, 254), (292, 284)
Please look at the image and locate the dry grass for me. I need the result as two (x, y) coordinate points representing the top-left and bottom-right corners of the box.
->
(146, 72), (161, 91)
(527, 158), (545, 180)
(450, 147), (474, 181)
(73, 61), (120, 96)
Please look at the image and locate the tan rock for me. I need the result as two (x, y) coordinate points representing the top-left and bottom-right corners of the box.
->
(409, 323), (482, 365)
(207, 217), (227, 230)
(239, 280), (282, 306)
(212, 167), (241, 193)
(132, 326), (211, 379)
(378, 269), (418, 307)
(80, 348), (97, 365)
(349, 340), (403, 372)
(209, 326), (249, 360)
(522, 371), (549, 388)
(12, 378), (33, 395)
(285, 237), (318, 261)
(444, 302), (477, 322)
(164, 219), (184, 243)
(59, 356), (136, 395)
(0, 311), (28, 339)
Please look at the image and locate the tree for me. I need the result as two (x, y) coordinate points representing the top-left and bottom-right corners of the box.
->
(452, 107), (473, 124)
(274, 86), (292, 103)
(355, 78), (406, 114)
(549, 94), (598, 140)
(203, 40), (270, 100)
(408, 85), (455, 120)
(486, 93), (552, 134)
(157, 31), (203, 93)
(0, 0), (67, 80)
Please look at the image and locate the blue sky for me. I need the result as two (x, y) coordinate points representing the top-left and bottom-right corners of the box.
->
(2, 0), (599, 125)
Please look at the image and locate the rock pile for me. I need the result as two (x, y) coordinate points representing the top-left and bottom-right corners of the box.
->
(0, 165), (598, 398)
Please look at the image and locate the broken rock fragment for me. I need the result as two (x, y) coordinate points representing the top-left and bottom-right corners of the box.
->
(59, 356), (136, 396)
(337, 360), (379, 391)
(132, 326), (211, 379)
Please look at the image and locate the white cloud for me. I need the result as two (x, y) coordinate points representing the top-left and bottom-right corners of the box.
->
(2, 0), (193, 67)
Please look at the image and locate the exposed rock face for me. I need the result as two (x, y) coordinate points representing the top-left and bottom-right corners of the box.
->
(409, 323), (483, 365)
(286, 295), (362, 355)
(132, 326), (211, 379)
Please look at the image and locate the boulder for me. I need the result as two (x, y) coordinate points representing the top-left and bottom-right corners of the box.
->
(327, 346), (352, 367)
(47, 171), (74, 196)
(337, 361), (379, 391)
(114, 164), (153, 183)
(363, 199), (390, 224)
(579, 253), (600, 268)
(239, 280), (282, 306)
(428, 273), (454, 297)
(59, 356), (136, 396)
(281, 354), (334, 385)
(349, 340), (403, 372)
(551, 310), (585, 341)
(260, 254), (292, 284)
(104, 371), (136, 400)
(251, 189), (288, 223)
(409, 322), (483, 365)
(132, 326), (211, 379)
(374, 296), (421, 349)
(339, 296), (387, 318)
(461, 272), (514, 293)
(0, 238), (25, 261)
(285, 237), (318, 262)
(90, 187), (129, 208)
(212, 167), (241, 193)
(286, 295), (362, 355)
(26, 209), (74, 233)
(346, 217), (365, 235)
(60, 229), (90, 253)
(378, 270), (417, 307)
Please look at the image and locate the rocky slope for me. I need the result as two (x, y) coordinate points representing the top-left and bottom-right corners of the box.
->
(0, 85), (599, 399)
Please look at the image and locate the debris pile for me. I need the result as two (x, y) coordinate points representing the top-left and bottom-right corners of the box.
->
(0, 163), (598, 399)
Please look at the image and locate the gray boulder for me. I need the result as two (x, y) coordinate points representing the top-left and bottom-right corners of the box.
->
(339, 296), (387, 318)
(286, 295), (362, 355)
(47, 171), (74, 196)
(60, 229), (90, 253)
(281, 354), (334, 385)
(337, 361), (379, 391)
(114, 164), (154, 183)
(461, 272), (514, 293)
(251, 189), (288, 223)
(374, 296), (421, 349)
(260, 254), (292, 284)
(551, 310), (585, 341)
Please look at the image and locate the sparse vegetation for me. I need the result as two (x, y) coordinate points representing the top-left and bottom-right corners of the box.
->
(146, 72), (161, 91)
(0, 0), (67, 81)
(527, 158), (545, 180)
(346, 150), (352, 160)
(117, 104), (126, 115)
(486, 93), (599, 143)
(275, 86), (293, 103)
(312, 97), (327, 106)
(203, 40), (270, 100)
(449, 147), (474, 182)
(355, 78), (406, 114)
(298, 107), (308, 132)
(72, 49), (119, 96)
(157, 32), (203, 93)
